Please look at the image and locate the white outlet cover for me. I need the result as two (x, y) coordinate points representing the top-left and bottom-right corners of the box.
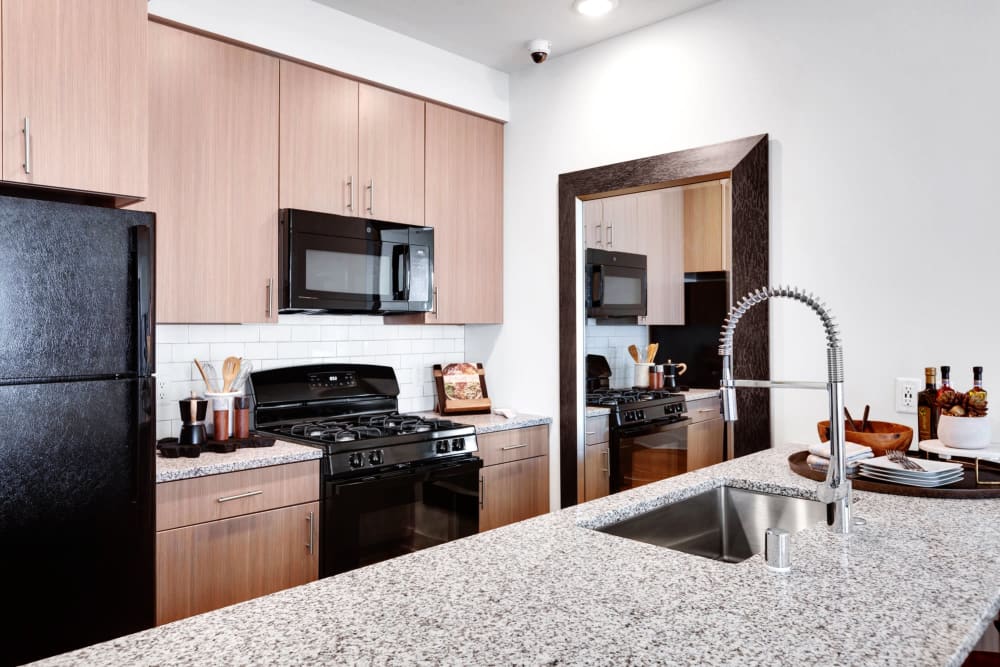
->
(895, 377), (919, 414)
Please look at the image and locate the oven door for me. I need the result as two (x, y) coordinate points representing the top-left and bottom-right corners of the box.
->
(322, 457), (482, 577)
(611, 417), (692, 492)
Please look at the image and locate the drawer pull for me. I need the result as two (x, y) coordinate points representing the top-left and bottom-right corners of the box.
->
(479, 476), (485, 509)
(501, 444), (529, 451)
(698, 408), (715, 413)
(217, 490), (263, 503)
(585, 431), (596, 435)
(306, 511), (315, 555)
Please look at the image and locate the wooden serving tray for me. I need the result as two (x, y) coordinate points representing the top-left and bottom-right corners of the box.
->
(787, 450), (1000, 499)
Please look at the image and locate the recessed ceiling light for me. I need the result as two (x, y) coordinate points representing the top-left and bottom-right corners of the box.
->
(574, 0), (619, 18)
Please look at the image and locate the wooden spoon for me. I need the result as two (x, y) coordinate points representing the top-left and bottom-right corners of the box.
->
(844, 407), (859, 432)
(647, 343), (659, 364)
(628, 345), (640, 364)
(222, 356), (242, 392)
(194, 358), (216, 393)
(860, 405), (871, 433)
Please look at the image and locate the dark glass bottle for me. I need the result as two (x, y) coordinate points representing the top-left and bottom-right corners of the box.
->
(917, 367), (938, 442)
(936, 365), (953, 401)
(969, 366), (987, 402)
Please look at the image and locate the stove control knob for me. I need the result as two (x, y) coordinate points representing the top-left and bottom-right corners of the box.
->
(348, 452), (364, 468)
(451, 438), (465, 451)
(638, 410), (646, 421)
(368, 449), (384, 466)
(435, 440), (450, 454)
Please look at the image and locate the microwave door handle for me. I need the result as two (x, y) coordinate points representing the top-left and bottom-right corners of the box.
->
(390, 245), (408, 300)
(591, 266), (604, 306)
(403, 246), (411, 300)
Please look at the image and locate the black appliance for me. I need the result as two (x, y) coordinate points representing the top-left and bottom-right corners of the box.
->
(585, 248), (647, 320)
(650, 271), (729, 389)
(0, 196), (155, 666)
(587, 387), (690, 493)
(279, 209), (433, 314)
(249, 364), (481, 578)
(586, 354), (613, 393)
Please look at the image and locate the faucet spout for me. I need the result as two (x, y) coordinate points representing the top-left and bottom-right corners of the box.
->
(718, 286), (852, 535)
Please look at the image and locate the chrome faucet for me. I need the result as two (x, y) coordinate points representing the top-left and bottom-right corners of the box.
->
(719, 286), (852, 534)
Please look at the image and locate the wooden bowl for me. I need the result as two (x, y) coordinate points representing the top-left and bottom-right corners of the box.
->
(816, 420), (913, 456)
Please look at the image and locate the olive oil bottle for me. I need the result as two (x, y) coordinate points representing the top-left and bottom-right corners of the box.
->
(917, 367), (939, 442)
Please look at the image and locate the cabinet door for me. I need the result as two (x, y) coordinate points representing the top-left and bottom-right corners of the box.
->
(638, 188), (685, 325)
(601, 193), (640, 253)
(479, 456), (549, 532)
(683, 180), (727, 273)
(358, 84), (424, 226)
(687, 418), (725, 472)
(279, 61), (359, 214)
(582, 199), (604, 250)
(155, 501), (319, 625)
(140, 24), (279, 323)
(424, 103), (503, 324)
(584, 441), (610, 501)
(1, 0), (147, 198)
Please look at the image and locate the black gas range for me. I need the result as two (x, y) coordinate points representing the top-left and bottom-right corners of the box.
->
(249, 364), (481, 578)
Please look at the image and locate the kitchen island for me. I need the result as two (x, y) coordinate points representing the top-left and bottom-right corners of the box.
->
(37, 444), (999, 665)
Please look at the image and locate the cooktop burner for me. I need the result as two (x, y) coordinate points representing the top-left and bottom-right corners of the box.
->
(276, 414), (469, 444)
(586, 388), (682, 406)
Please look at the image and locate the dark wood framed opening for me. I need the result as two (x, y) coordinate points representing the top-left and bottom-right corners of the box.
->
(558, 134), (770, 508)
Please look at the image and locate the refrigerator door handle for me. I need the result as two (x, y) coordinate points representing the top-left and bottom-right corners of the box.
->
(132, 224), (155, 377)
(133, 378), (154, 504)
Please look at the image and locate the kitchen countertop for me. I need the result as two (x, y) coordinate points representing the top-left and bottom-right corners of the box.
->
(155, 440), (323, 483)
(417, 411), (552, 434)
(586, 405), (611, 417)
(681, 387), (721, 401)
(44, 443), (999, 665)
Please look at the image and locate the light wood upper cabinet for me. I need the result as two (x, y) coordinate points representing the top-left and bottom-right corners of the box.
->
(1, 0), (148, 199)
(424, 103), (503, 324)
(583, 194), (641, 254)
(582, 199), (604, 250)
(279, 61), (359, 214)
(683, 179), (731, 273)
(638, 188), (685, 326)
(358, 84), (424, 226)
(139, 23), (279, 323)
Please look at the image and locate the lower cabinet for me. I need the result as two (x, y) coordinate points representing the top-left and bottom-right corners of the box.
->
(156, 501), (319, 625)
(155, 460), (320, 625)
(584, 414), (611, 501)
(477, 425), (549, 531)
(686, 395), (725, 471)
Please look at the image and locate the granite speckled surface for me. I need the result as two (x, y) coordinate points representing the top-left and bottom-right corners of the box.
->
(681, 387), (721, 402)
(585, 405), (611, 417)
(156, 440), (323, 483)
(417, 411), (551, 434)
(43, 443), (999, 666)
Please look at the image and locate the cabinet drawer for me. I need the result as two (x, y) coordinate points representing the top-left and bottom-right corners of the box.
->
(157, 460), (319, 531)
(477, 425), (549, 467)
(686, 396), (721, 424)
(585, 415), (610, 445)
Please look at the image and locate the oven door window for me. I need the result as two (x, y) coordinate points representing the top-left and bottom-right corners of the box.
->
(614, 420), (689, 491)
(322, 459), (481, 577)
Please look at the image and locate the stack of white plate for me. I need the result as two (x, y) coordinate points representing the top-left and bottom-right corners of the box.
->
(858, 456), (964, 488)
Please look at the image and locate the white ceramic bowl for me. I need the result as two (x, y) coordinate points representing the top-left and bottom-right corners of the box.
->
(937, 414), (991, 449)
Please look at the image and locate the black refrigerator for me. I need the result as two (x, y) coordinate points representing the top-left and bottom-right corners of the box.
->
(0, 196), (155, 665)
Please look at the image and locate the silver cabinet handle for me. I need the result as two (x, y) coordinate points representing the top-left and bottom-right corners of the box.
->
(306, 511), (315, 554)
(585, 431), (596, 435)
(602, 449), (610, 476)
(366, 179), (375, 215)
(606, 222), (614, 247)
(346, 176), (354, 211)
(265, 278), (273, 318)
(479, 476), (485, 509)
(593, 224), (602, 246)
(501, 444), (528, 451)
(431, 286), (438, 316)
(217, 489), (262, 503)
(698, 408), (715, 413)
(22, 117), (31, 174)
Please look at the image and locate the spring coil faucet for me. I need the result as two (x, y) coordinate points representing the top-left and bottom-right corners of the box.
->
(719, 286), (852, 534)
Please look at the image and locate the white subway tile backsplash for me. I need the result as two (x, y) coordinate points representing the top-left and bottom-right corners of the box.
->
(154, 314), (465, 434)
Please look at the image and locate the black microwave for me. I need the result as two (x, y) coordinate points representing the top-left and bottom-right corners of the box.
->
(585, 248), (647, 319)
(279, 209), (433, 314)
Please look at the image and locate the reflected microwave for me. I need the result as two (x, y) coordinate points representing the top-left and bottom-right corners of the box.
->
(585, 248), (647, 319)
(279, 209), (433, 314)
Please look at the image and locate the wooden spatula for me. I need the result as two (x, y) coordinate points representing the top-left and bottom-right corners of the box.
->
(628, 345), (640, 363)
(647, 343), (659, 363)
(222, 356), (241, 392)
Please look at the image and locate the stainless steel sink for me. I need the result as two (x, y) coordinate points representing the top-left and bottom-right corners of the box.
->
(596, 485), (829, 563)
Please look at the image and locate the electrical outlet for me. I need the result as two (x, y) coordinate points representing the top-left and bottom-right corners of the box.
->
(157, 378), (168, 402)
(895, 377), (919, 413)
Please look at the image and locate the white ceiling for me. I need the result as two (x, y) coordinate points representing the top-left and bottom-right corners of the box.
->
(311, 0), (718, 72)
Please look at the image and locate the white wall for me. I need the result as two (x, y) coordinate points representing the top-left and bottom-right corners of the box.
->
(147, 0), (509, 120)
(466, 0), (1000, 505)
(584, 323), (649, 389)
(155, 317), (464, 440)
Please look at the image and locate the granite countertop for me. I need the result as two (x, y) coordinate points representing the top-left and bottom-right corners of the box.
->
(156, 440), (323, 483)
(44, 444), (999, 666)
(681, 387), (721, 401)
(586, 405), (611, 417)
(417, 411), (552, 434)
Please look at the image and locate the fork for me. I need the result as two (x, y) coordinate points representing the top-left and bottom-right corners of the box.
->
(888, 449), (926, 472)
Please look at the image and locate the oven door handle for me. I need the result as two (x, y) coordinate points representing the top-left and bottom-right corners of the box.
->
(329, 457), (483, 491)
(617, 416), (691, 437)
